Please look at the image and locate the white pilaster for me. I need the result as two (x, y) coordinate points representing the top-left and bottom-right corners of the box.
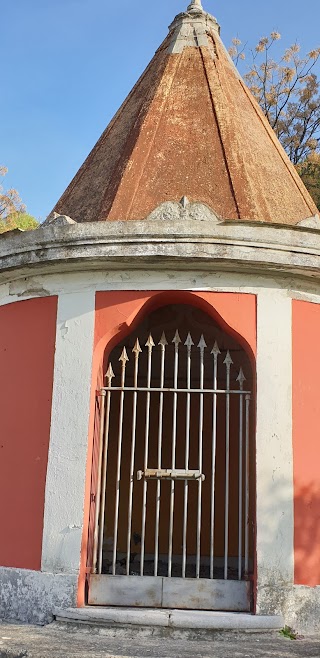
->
(41, 290), (95, 574)
(255, 291), (294, 607)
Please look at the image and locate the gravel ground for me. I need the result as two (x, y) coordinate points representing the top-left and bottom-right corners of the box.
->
(0, 622), (319, 658)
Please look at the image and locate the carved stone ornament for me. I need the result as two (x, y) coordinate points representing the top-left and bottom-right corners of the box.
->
(42, 212), (77, 227)
(296, 215), (320, 229)
(146, 198), (221, 223)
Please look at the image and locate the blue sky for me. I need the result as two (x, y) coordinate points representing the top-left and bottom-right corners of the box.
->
(2, 0), (320, 221)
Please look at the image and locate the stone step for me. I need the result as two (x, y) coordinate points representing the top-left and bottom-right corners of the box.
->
(54, 607), (284, 633)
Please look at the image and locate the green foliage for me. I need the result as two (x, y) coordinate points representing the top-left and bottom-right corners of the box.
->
(0, 212), (39, 234)
(279, 625), (301, 640)
(296, 153), (320, 210)
(279, 626), (304, 640)
(0, 165), (25, 219)
(0, 166), (39, 233)
(280, 625), (295, 639)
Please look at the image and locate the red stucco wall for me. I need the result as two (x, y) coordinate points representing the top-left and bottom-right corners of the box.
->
(0, 297), (57, 571)
(93, 291), (257, 361)
(292, 300), (320, 586)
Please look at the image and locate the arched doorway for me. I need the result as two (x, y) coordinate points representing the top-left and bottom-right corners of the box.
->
(89, 304), (254, 610)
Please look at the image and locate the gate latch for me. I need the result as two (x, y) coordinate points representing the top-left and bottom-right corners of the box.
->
(137, 469), (205, 481)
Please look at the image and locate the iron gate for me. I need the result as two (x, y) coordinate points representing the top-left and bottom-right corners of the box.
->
(89, 328), (252, 610)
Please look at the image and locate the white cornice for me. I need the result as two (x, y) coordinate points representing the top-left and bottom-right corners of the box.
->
(1, 220), (320, 283)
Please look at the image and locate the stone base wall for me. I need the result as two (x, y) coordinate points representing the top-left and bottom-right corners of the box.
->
(0, 566), (319, 633)
(0, 567), (78, 625)
(257, 584), (320, 634)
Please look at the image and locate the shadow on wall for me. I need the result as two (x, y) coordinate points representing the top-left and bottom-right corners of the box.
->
(258, 476), (294, 584)
(294, 482), (320, 587)
(257, 475), (320, 632)
(259, 476), (320, 586)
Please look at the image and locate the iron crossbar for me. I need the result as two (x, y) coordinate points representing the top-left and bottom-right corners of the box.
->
(100, 386), (251, 395)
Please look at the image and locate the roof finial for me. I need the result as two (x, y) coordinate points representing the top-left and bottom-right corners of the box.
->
(187, 0), (204, 11)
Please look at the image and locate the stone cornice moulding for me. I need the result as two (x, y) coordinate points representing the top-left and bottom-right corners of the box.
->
(146, 199), (222, 223)
(296, 214), (320, 229)
(2, 220), (320, 283)
(42, 212), (77, 227)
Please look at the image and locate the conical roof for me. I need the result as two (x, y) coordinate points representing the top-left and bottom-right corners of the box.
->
(53, 1), (318, 225)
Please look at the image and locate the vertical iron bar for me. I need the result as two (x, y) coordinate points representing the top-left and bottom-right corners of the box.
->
(92, 390), (106, 574)
(224, 351), (233, 580)
(245, 394), (251, 576)
(168, 330), (181, 577)
(237, 368), (246, 581)
(196, 335), (207, 578)
(154, 333), (167, 576)
(182, 333), (194, 578)
(210, 342), (220, 579)
(140, 335), (155, 576)
(126, 339), (142, 575)
(112, 348), (129, 576)
(97, 364), (115, 575)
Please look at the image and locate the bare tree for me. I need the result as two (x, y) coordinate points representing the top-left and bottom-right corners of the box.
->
(0, 166), (25, 218)
(0, 166), (38, 233)
(230, 35), (320, 165)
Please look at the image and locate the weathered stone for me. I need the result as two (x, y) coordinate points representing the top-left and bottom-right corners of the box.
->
(257, 583), (320, 635)
(297, 215), (320, 229)
(0, 567), (77, 625)
(167, 3), (220, 53)
(54, 606), (283, 631)
(1, 220), (320, 285)
(0, 228), (25, 239)
(0, 622), (319, 658)
(146, 200), (221, 223)
(42, 212), (76, 227)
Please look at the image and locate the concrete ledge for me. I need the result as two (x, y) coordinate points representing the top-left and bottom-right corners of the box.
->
(2, 220), (320, 283)
(54, 607), (284, 630)
(170, 610), (283, 630)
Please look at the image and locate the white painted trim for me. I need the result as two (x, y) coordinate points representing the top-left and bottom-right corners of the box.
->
(2, 269), (320, 309)
(255, 292), (294, 607)
(41, 290), (95, 574)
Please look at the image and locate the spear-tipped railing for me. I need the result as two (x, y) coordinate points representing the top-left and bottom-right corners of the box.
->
(154, 332), (168, 576)
(140, 334), (155, 576)
(168, 330), (182, 577)
(182, 332), (194, 578)
(196, 334), (207, 578)
(96, 328), (252, 582)
(210, 340), (220, 578)
(126, 338), (142, 575)
(94, 363), (115, 575)
(112, 348), (129, 575)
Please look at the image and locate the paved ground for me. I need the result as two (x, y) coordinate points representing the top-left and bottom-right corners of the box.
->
(0, 622), (319, 658)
